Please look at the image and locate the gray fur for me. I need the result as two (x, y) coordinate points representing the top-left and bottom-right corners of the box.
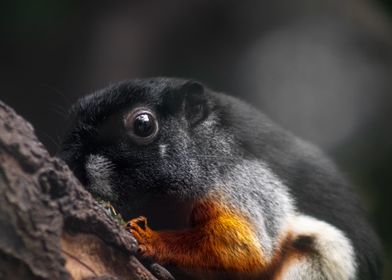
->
(85, 154), (117, 201)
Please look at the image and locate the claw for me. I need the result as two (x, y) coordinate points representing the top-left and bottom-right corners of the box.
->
(125, 216), (155, 258)
(126, 216), (154, 242)
(126, 216), (147, 229)
(130, 229), (143, 242)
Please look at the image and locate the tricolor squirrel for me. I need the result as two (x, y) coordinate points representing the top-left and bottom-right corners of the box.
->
(59, 78), (382, 279)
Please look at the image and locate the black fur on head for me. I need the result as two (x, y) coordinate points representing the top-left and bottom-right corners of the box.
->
(59, 78), (255, 220)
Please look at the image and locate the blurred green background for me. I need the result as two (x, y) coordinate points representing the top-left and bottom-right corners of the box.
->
(1, 1), (391, 278)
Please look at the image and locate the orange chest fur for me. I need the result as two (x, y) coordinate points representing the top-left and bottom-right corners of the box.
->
(187, 199), (267, 271)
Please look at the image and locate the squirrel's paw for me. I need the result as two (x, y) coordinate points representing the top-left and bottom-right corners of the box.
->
(126, 216), (156, 257)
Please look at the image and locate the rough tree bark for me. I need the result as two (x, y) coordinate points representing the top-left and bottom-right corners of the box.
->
(0, 101), (175, 280)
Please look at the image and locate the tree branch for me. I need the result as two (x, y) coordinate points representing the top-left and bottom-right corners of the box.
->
(0, 101), (174, 280)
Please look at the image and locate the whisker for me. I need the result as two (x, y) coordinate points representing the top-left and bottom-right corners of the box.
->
(50, 106), (68, 120)
(37, 129), (61, 151)
(39, 83), (73, 107)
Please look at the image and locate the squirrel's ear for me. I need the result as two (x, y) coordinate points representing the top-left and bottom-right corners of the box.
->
(162, 81), (208, 125)
(182, 81), (208, 126)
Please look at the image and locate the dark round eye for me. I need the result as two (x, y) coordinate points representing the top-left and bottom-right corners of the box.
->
(134, 113), (155, 137)
(124, 108), (158, 144)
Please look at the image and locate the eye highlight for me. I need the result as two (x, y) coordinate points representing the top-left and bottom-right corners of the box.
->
(124, 108), (158, 144)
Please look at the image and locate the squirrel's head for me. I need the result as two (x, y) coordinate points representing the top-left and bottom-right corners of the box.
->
(59, 78), (247, 218)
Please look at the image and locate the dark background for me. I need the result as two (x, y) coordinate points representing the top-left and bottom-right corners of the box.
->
(1, 1), (391, 278)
